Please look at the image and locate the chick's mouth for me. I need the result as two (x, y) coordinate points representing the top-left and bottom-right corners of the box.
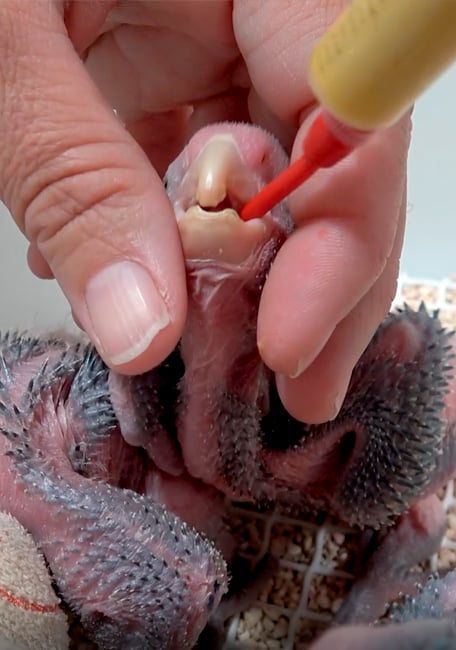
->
(173, 134), (271, 264)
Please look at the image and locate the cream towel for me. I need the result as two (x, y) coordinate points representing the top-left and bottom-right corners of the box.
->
(0, 511), (68, 650)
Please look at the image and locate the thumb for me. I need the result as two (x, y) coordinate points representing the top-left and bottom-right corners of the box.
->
(0, 1), (187, 374)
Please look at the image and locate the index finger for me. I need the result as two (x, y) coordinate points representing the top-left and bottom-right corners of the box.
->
(234, 0), (411, 422)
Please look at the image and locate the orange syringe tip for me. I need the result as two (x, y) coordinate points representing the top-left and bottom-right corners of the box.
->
(239, 113), (354, 221)
(240, 156), (318, 221)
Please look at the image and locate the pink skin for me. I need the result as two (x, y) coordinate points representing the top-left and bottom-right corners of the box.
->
(161, 125), (455, 586)
(314, 566), (456, 649)
(165, 122), (291, 497)
(334, 495), (447, 625)
(323, 336), (456, 629)
(0, 335), (228, 649)
(0, 119), (450, 648)
(109, 370), (185, 476)
(0, 117), (440, 649)
(309, 620), (456, 650)
(0, 1), (409, 425)
(144, 469), (236, 561)
(161, 126), (453, 535)
(262, 308), (450, 512)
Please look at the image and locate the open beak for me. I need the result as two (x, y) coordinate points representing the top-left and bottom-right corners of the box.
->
(170, 134), (272, 264)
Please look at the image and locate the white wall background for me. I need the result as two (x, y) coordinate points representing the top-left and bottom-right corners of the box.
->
(0, 213), (72, 332)
(0, 64), (455, 331)
(401, 64), (456, 278)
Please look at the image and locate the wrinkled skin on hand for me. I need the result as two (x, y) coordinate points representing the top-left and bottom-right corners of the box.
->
(164, 124), (454, 530)
(0, 123), (291, 649)
(0, 123), (451, 649)
(0, 0), (410, 425)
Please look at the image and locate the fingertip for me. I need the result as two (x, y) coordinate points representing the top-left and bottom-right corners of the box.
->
(0, 0), (188, 375)
(274, 271), (398, 423)
(27, 242), (54, 279)
(275, 367), (349, 424)
(256, 230), (341, 378)
(96, 321), (184, 377)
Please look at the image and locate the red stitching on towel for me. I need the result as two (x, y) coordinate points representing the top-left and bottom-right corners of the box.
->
(0, 586), (60, 612)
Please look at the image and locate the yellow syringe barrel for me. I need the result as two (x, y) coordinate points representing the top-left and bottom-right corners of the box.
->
(308, 0), (456, 131)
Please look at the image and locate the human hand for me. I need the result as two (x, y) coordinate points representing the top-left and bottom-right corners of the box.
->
(0, 0), (410, 423)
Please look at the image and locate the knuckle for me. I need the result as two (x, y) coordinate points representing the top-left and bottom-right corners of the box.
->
(10, 135), (143, 260)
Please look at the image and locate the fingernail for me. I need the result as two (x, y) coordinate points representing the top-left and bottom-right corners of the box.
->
(328, 390), (345, 421)
(288, 357), (308, 379)
(85, 261), (170, 365)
